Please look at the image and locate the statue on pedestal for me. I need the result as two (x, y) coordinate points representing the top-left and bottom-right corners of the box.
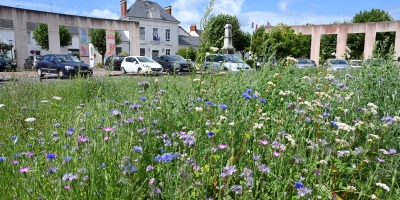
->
(222, 18), (234, 54)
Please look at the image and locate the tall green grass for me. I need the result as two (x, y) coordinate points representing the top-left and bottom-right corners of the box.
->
(0, 63), (399, 199)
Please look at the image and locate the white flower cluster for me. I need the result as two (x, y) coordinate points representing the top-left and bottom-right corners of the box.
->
(301, 76), (310, 80)
(273, 73), (280, 78)
(267, 81), (276, 87)
(347, 186), (357, 191)
(369, 134), (380, 140)
(344, 92), (354, 101)
(0, 104), (4, 108)
(367, 103), (378, 115)
(253, 122), (264, 129)
(376, 183), (390, 192)
(336, 122), (355, 132)
(285, 134), (296, 146)
(195, 107), (203, 112)
(52, 96), (62, 100)
(325, 74), (335, 80)
(279, 90), (295, 96)
(285, 56), (298, 63)
(314, 92), (331, 99)
(209, 47), (219, 52)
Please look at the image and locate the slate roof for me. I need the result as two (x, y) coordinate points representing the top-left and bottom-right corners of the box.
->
(179, 35), (199, 46)
(122, 0), (180, 23)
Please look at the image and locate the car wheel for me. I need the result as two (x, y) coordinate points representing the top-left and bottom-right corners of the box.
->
(37, 68), (44, 77)
(167, 67), (174, 75)
(58, 69), (64, 79)
(137, 68), (142, 76)
(121, 67), (126, 75)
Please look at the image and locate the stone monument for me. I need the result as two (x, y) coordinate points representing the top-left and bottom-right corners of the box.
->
(222, 19), (234, 54)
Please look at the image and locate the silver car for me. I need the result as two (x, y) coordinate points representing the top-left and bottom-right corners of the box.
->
(328, 59), (350, 71)
(203, 54), (251, 72)
(295, 58), (315, 68)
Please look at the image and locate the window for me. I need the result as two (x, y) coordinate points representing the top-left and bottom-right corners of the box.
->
(116, 47), (122, 54)
(140, 48), (145, 56)
(165, 29), (170, 41)
(165, 49), (170, 55)
(153, 28), (158, 41)
(140, 27), (145, 40)
(35, 51), (41, 55)
(27, 32), (31, 44)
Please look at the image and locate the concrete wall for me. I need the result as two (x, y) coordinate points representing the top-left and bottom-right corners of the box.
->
(265, 21), (400, 65)
(0, 6), (140, 69)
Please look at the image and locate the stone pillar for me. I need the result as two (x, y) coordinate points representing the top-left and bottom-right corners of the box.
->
(130, 21), (140, 56)
(395, 22), (400, 61)
(47, 14), (60, 54)
(12, 9), (29, 69)
(310, 27), (321, 66)
(336, 31), (348, 59)
(222, 19), (234, 54)
(363, 23), (376, 60)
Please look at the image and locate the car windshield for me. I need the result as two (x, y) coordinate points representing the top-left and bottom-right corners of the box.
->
(170, 55), (185, 61)
(0, 55), (11, 61)
(335, 60), (348, 64)
(35, 56), (43, 60)
(136, 57), (155, 63)
(224, 55), (243, 63)
(351, 61), (362, 65)
(56, 55), (81, 62)
(297, 59), (312, 64)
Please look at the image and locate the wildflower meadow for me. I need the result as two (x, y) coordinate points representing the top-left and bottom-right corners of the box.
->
(0, 60), (399, 199)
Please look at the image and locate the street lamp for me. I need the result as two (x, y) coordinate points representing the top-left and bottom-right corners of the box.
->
(9, 40), (13, 60)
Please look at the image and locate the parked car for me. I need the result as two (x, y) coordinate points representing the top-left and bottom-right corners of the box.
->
(295, 58), (315, 68)
(0, 54), (17, 72)
(349, 60), (363, 69)
(104, 55), (126, 71)
(365, 58), (386, 66)
(326, 59), (350, 71)
(256, 55), (277, 69)
(36, 54), (92, 78)
(203, 54), (251, 72)
(155, 55), (194, 73)
(322, 59), (334, 68)
(23, 55), (43, 70)
(121, 56), (163, 75)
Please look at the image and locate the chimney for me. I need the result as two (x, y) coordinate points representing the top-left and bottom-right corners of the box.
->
(164, 6), (172, 15)
(120, 0), (127, 18)
(190, 24), (197, 32)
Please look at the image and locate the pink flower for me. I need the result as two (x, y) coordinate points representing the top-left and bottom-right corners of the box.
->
(64, 185), (70, 190)
(78, 135), (89, 143)
(10, 160), (18, 165)
(103, 127), (115, 132)
(27, 152), (35, 157)
(104, 136), (109, 141)
(382, 150), (391, 155)
(137, 116), (144, 121)
(38, 132), (43, 135)
(377, 158), (384, 162)
(19, 166), (30, 173)
(260, 140), (269, 145)
(273, 152), (281, 157)
(218, 144), (229, 149)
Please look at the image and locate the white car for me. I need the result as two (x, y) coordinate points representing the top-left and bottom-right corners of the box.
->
(350, 60), (363, 69)
(121, 56), (163, 75)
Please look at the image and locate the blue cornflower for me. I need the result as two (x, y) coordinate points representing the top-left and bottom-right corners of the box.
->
(253, 93), (258, 98)
(323, 112), (330, 117)
(46, 153), (56, 159)
(64, 156), (72, 162)
(110, 109), (121, 116)
(246, 89), (253, 94)
(155, 153), (180, 162)
(294, 182), (304, 189)
(180, 134), (195, 147)
(259, 98), (267, 104)
(382, 116), (393, 125)
(253, 155), (261, 161)
(65, 127), (74, 136)
(140, 97), (147, 101)
(242, 93), (251, 100)
(133, 146), (143, 153)
(196, 97), (201, 102)
(0, 156), (5, 162)
(219, 104), (228, 110)
(163, 139), (171, 146)
(14, 153), (20, 157)
(206, 101), (215, 106)
(11, 136), (17, 141)
(47, 167), (59, 174)
(330, 121), (338, 127)
(101, 163), (106, 168)
(207, 131), (215, 138)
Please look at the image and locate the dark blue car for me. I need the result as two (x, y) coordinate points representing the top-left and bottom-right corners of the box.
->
(36, 54), (92, 78)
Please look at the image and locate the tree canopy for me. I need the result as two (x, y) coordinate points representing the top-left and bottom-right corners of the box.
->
(0, 42), (13, 54)
(89, 29), (122, 61)
(176, 47), (197, 61)
(32, 24), (72, 51)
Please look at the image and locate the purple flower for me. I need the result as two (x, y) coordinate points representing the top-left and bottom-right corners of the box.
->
(64, 156), (72, 162)
(331, 121), (338, 127)
(220, 165), (237, 177)
(155, 153), (180, 162)
(10, 160), (18, 164)
(62, 173), (78, 182)
(110, 109), (121, 116)
(103, 127), (115, 132)
(253, 155), (261, 161)
(46, 153), (57, 159)
(129, 103), (141, 110)
(382, 116), (393, 125)
(257, 164), (270, 173)
(389, 148), (397, 154)
(65, 127), (74, 136)
(377, 158), (384, 162)
(259, 98), (267, 104)
(260, 140), (269, 145)
(64, 186), (70, 190)
(146, 165), (154, 172)
(11, 136), (17, 141)
(206, 101), (215, 106)
(294, 182), (304, 189)
(218, 144), (229, 149)
(0, 157), (5, 162)
(27, 152), (34, 157)
(19, 166), (30, 173)
(133, 146), (143, 153)
(219, 104), (228, 110)
(246, 89), (253, 94)
(323, 112), (330, 117)
(140, 97), (147, 101)
(207, 131), (215, 138)
(196, 97), (201, 102)
(78, 135), (89, 143)
(47, 167), (59, 174)
(230, 185), (243, 194)
(180, 133), (195, 147)
(297, 187), (312, 196)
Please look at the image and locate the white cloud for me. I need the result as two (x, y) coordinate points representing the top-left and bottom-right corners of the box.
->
(83, 9), (119, 19)
(171, 0), (208, 31)
(213, 0), (245, 15)
(277, 0), (290, 12)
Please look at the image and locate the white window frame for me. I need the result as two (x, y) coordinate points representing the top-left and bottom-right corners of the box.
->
(165, 29), (170, 41)
(165, 49), (170, 55)
(140, 27), (146, 41)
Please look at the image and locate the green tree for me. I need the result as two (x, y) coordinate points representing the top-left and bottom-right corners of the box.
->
(32, 23), (72, 51)
(250, 25), (267, 56)
(176, 47), (197, 61)
(0, 42), (13, 54)
(236, 30), (251, 59)
(89, 29), (122, 62)
(347, 9), (394, 59)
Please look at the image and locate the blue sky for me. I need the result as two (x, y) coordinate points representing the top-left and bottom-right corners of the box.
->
(2, 0), (399, 33)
